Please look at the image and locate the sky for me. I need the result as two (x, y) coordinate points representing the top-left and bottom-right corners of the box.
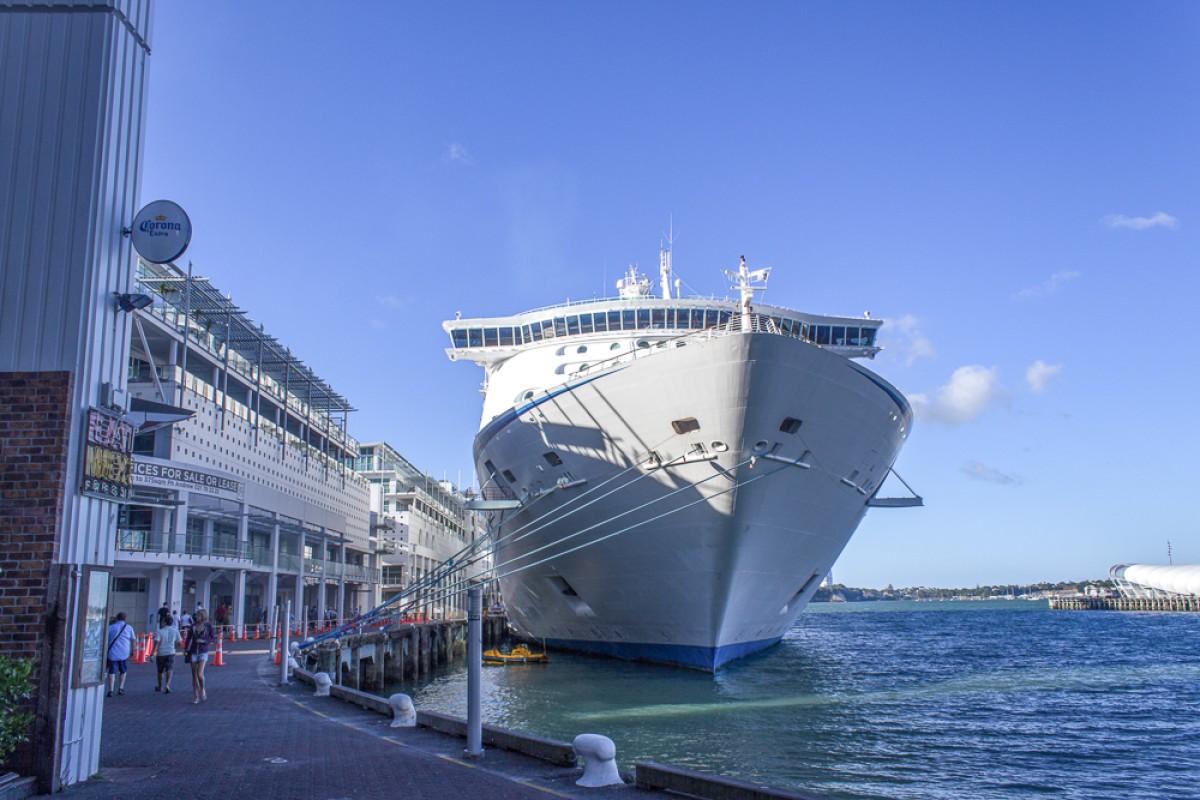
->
(138, 1), (1200, 589)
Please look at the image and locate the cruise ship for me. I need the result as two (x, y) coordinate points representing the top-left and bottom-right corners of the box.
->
(444, 245), (914, 670)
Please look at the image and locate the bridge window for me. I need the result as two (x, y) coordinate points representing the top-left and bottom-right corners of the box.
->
(636, 309), (651, 329)
(468, 328), (483, 347)
(652, 309), (666, 328)
(567, 316), (580, 336)
(452, 328), (468, 348)
(815, 325), (830, 345)
(593, 313), (607, 333)
(580, 313), (594, 334)
(484, 328), (498, 347)
(832, 326), (845, 345)
(553, 317), (567, 337)
(499, 327), (514, 346)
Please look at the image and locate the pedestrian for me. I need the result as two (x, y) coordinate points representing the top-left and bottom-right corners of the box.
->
(105, 612), (136, 697)
(156, 602), (171, 627)
(215, 603), (228, 627)
(152, 613), (182, 693)
(179, 608), (193, 635)
(185, 608), (216, 704)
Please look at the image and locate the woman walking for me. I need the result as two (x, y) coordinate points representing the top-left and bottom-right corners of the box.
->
(185, 608), (216, 704)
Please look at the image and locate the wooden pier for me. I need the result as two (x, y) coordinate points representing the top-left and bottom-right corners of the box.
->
(1049, 596), (1199, 612)
(297, 615), (508, 691)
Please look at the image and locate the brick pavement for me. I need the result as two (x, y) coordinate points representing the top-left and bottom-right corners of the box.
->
(42, 640), (651, 800)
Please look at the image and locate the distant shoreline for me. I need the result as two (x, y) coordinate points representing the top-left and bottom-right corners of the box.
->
(812, 579), (1114, 604)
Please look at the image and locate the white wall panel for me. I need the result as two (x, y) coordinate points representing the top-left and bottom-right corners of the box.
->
(0, 0), (153, 788)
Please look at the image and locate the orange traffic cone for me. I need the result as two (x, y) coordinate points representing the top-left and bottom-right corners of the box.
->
(213, 634), (226, 666)
(133, 634), (146, 664)
(273, 644), (280, 665)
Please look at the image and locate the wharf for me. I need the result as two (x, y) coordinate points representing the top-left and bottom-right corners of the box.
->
(38, 639), (624, 800)
(1049, 596), (1199, 612)
(39, 639), (821, 800)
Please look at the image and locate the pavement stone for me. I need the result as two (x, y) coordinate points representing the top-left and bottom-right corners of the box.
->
(42, 640), (651, 800)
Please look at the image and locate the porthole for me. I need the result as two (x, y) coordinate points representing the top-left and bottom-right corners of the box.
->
(610, 343), (622, 351)
(636, 340), (650, 349)
(576, 345), (588, 354)
(710, 441), (729, 452)
(753, 440), (770, 453)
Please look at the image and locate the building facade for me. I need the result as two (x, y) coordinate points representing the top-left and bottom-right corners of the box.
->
(0, 0), (154, 789)
(354, 442), (488, 618)
(114, 259), (376, 634)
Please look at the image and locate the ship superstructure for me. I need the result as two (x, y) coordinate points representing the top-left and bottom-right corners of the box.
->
(444, 244), (913, 669)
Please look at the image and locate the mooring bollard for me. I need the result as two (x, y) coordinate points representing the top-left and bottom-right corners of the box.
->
(573, 733), (623, 787)
(389, 693), (416, 728)
(314, 672), (332, 697)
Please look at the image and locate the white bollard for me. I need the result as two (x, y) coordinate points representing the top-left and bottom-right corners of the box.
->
(286, 656), (298, 677)
(289, 641), (301, 655)
(314, 671), (332, 697)
(573, 733), (622, 787)
(389, 693), (416, 728)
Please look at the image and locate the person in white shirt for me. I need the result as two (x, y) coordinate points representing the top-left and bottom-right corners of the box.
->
(105, 612), (136, 697)
(152, 616), (183, 693)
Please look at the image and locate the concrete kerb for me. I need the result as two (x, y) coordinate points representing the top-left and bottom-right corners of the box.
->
(291, 667), (577, 767)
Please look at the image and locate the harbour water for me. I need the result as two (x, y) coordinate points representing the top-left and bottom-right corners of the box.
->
(389, 600), (1200, 800)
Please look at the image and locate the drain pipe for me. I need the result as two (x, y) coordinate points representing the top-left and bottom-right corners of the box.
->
(465, 586), (482, 758)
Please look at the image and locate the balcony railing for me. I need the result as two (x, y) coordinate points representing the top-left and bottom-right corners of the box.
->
(117, 529), (250, 560)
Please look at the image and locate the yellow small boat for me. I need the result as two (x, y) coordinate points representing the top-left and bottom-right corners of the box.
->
(482, 645), (549, 665)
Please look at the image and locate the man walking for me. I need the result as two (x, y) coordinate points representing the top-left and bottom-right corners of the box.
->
(105, 612), (136, 697)
(152, 614), (182, 693)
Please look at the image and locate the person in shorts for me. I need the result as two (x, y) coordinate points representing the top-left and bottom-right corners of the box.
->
(186, 609), (216, 704)
(152, 614), (182, 693)
(105, 612), (135, 697)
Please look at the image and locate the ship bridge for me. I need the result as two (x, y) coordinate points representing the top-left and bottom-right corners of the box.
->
(444, 300), (881, 362)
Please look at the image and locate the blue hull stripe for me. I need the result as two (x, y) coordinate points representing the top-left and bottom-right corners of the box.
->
(541, 635), (782, 671)
(473, 368), (625, 459)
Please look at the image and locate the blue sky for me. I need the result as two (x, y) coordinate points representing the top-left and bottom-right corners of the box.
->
(139, 1), (1200, 588)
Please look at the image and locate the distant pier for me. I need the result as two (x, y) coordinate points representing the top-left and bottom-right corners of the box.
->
(299, 615), (509, 691)
(1049, 596), (1199, 612)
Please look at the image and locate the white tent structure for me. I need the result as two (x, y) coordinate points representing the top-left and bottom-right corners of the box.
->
(1110, 564), (1200, 598)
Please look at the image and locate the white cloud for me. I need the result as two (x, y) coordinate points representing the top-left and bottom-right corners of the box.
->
(962, 460), (1023, 485)
(884, 314), (936, 366)
(1026, 360), (1062, 394)
(446, 142), (474, 166)
(1102, 211), (1178, 230)
(909, 365), (1002, 425)
(1013, 270), (1081, 301)
(377, 294), (408, 309)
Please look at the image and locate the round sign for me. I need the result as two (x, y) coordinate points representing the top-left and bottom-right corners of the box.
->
(131, 200), (192, 264)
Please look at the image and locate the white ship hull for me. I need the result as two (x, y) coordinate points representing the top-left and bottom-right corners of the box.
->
(475, 330), (910, 670)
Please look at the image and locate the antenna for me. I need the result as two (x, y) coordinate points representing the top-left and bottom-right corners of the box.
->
(658, 220), (675, 300)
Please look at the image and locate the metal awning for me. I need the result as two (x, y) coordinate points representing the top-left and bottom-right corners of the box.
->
(125, 396), (194, 431)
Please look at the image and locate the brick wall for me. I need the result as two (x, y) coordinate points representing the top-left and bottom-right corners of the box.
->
(0, 371), (72, 657)
(0, 371), (73, 780)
